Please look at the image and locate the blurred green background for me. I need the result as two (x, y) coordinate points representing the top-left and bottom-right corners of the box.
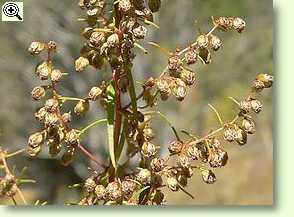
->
(0, 0), (273, 205)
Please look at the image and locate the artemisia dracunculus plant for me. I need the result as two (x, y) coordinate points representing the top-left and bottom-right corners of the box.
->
(5, 0), (273, 205)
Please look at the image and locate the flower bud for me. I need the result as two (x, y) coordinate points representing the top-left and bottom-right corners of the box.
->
(35, 61), (52, 80)
(133, 25), (148, 39)
(167, 177), (178, 191)
(256, 73), (274, 88)
(201, 169), (216, 184)
(168, 54), (182, 72)
(236, 127), (247, 145)
(28, 41), (45, 55)
(89, 32), (106, 47)
(61, 146), (76, 166)
(141, 141), (157, 158)
(84, 177), (97, 193)
(65, 129), (80, 146)
(232, 17), (246, 33)
(35, 107), (47, 122)
(168, 140), (183, 154)
(148, 0), (161, 12)
(185, 48), (198, 65)
(88, 86), (102, 101)
(74, 100), (89, 116)
(45, 98), (59, 112)
(51, 69), (63, 82)
(209, 148), (228, 168)
(61, 112), (72, 124)
(180, 69), (196, 86)
(106, 33), (119, 47)
(119, 0), (132, 13)
(250, 99), (262, 113)
(136, 169), (151, 185)
(209, 34), (222, 51)
(28, 132), (44, 149)
(75, 56), (89, 72)
(242, 118), (256, 134)
(105, 181), (122, 201)
(31, 86), (46, 100)
(196, 34), (209, 49)
(150, 158), (166, 172)
(95, 185), (106, 200)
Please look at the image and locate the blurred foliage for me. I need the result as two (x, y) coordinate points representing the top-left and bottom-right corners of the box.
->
(0, 0), (273, 205)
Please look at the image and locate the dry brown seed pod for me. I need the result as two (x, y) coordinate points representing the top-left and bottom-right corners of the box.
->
(27, 144), (42, 157)
(48, 142), (61, 157)
(252, 79), (265, 92)
(168, 140), (184, 154)
(133, 25), (148, 39)
(167, 176), (179, 191)
(148, 0), (161, 12)
(121, 180), (137, 199)
(196, 34), (209, 49)
(31, 86), (46, 100)
(51, 69), (63, 82)
(47, 41), (57, 51)
(74, 100), (89, 115)
(201, 169), (216, 184)
(35, 61), (52, 80)
(177, 154), (191, 168)
(256, 73), (274, 88)
(28, 41), (45, 55)
(143, 127), (155, 141)
(95, 185), (106, 200)
(250, 99), (263, 113)
(213, 17), (233, 31)
(141, 141), (157, 158)
(172, 79), (188, 101)
(156, 79), (171, 96)
(186, 145), (201, 160)
(209, 34), (222, 51)
(242, 118), (256, 134)
(75, 56), (89, 72)
(45, 98), (59, 113)
(106, 33), (119, 47)
(223, 127), (237, 142)
(240, 100), (252, 113)
(44, 112), (59, 127)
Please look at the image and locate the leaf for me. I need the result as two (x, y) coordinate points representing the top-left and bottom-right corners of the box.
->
(106, 83), (116, 170)
(115, 118), (127, 162)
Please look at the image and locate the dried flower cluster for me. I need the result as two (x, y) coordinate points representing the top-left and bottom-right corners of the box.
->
(1, 0), (272, 205)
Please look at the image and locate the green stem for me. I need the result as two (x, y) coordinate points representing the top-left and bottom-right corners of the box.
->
(79, 118), (107, 136)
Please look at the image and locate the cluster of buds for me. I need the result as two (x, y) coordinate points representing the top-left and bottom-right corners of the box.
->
(152, 16), (246, 102)
(0, 174), (17, 198)
(213, 16), (246, 33)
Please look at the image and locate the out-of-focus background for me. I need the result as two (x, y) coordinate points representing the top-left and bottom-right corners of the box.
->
(0, 0), (273, 205)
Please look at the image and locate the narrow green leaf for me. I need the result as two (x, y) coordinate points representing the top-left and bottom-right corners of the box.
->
(125, 65), (138, 121)
(115, 118), (127, 162)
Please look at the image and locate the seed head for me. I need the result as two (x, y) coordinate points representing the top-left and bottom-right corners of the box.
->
(106, 33), (119, 47)
(168, 54), (182, 72)
(48, 142), (61, 157)
(44, 112), (59, 127)
(47, 41), (57, 51)
(35, 107), (47, 122)
(75, 56), (89, 72)
(209, 148), (228, 168)
(180, 69), (196, 86)
(150, 158), (166, 172)
(255, 73), (274, 88)
(27, 144), (42, 157)
(223, 127), (237, 142)
(89, 32), (106, 47)
(65, 129), (80, 146)
(236, 127), (247, 145)
(84, 177), (97, 193)
(185, 48), (198, 65)
(121, 180), (137, 199)
(167, 176), (178, 191)
(213, 17), (233, 31)
(118, 0), (132, 13)
(61, 112), (72, 124)
(61, 146), (76, 166)
(141, 141), (157, 158)
(177, 154), (191, 168)
(240, 100), (252, 113)
(105, 181), (123, 201)
(28, 132), (44, 148)
(31, 86), (46, 100)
